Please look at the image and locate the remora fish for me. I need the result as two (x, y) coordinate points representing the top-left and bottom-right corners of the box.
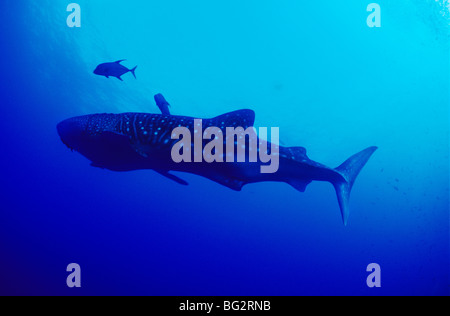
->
(57, 97), (377, 225)
(154, 93), (171, 115)
(93, 60), (137, 81)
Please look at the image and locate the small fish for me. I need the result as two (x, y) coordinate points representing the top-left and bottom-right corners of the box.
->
(93, 59), (137, 81)
(154, 93), (171, 115)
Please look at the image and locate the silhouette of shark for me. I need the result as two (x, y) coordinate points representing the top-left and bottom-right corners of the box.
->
(93, 60), (137, 81)
(57, 94), (377, 225)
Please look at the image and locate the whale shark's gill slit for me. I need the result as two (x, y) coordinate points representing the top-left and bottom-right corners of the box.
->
(121, 115), (129, 134)
(118, 116), (124, 134)
(144, 115), (152, 131)
(157, 130), (168, 144)
(131, 114), (138, 140)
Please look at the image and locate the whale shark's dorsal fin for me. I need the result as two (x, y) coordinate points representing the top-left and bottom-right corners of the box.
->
(210, 109), (255, 129)
(115, 59), (126, 64)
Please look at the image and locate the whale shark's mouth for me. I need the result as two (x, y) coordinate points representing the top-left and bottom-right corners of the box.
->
(60, 138), (75, 152)
(57, 116), (92, 153)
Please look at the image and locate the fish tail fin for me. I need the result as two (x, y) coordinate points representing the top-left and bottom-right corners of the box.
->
(332, 146), (377, 226)
(130, 66), (137, 79)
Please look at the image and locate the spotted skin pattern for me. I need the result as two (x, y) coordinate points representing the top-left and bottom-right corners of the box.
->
(84, 110), (260, 157)
(57, 108), (377, 225)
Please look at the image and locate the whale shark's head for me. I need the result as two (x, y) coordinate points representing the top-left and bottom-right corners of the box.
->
(57, 115), (91, 151)
(57, 113), (152, 170)
(57, 114), (118, 151)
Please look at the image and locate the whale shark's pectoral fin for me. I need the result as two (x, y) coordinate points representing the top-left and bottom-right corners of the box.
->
(204, 174), (246, 191)
(219, 178), (245, 191)
(131, 144), (148, 158)
(90, 162), (106, 169)
(101, 131), (131, 146)
(155, 170), (188, 186)
(129, 141), (153, 158)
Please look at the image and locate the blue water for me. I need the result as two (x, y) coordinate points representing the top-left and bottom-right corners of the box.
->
(0, 0), (448, 295)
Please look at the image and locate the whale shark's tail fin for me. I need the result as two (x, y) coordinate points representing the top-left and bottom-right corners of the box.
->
(333, 146), (377, 226)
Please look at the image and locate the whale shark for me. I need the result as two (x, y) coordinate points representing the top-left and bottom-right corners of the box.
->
(57, 95), (377, 225)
